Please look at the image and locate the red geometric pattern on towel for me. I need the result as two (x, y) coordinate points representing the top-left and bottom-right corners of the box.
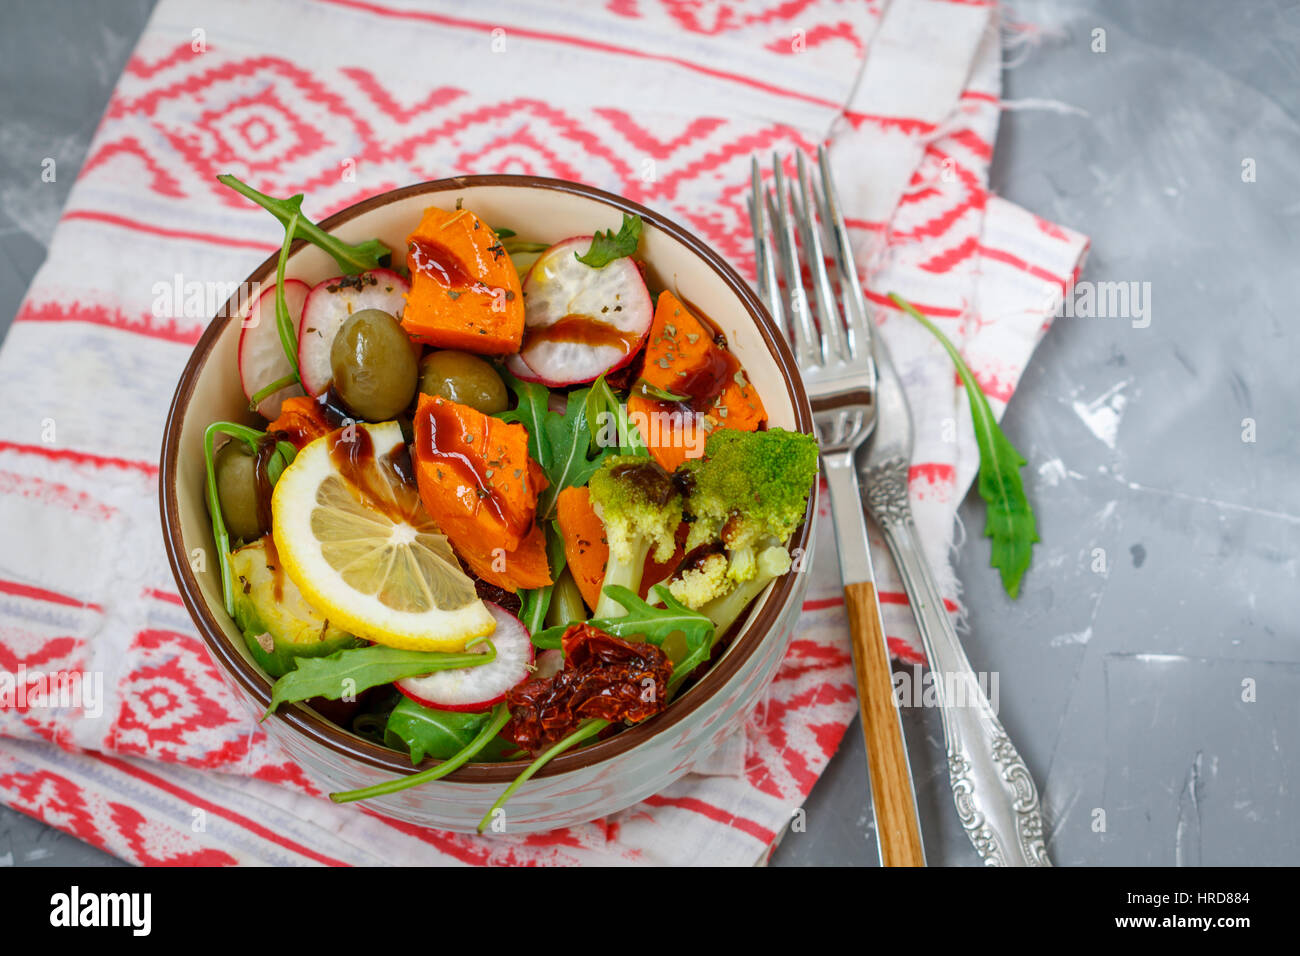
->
(0, 0), (1087, 865)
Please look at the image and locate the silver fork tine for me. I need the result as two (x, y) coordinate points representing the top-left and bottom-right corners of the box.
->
(795, 152), (850, 364)
(745, 148), (923, 867)
(747, 159), (766, 298)
(748, 158), (785, 335)
(763, 187), (795, 344)
(770, 153), (822, 368)
(816, 145), (873, 359)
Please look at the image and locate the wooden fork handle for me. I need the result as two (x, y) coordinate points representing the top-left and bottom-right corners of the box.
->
(845, 580), (927, 867)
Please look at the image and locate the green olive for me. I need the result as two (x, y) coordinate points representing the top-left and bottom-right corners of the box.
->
(214, 440), (267, 543)
(418, 350), (508, 414)
(330, 308), (418, 422)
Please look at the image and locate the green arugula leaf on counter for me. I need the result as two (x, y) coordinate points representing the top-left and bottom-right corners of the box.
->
(889, 292), (1038, 598)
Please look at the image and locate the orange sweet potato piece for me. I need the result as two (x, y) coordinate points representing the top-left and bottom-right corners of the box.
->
(412, 393), (544, 557)
(401, 205), (524, 355)
(555, 486), (685, 610)
(266, 396), (332, 449)
(631, 291), (767, 472)
(556, 486), (608, 610)
(458, 521), (553, 593)
(626, 393), (699, 473)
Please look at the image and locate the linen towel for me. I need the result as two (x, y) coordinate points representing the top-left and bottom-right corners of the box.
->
(0, 0), (1087, 865)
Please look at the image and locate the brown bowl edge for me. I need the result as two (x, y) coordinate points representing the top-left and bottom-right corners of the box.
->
(159, 174), (814, 784)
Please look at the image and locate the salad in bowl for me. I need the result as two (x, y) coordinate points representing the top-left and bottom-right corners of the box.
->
(161, 175), (817, 833)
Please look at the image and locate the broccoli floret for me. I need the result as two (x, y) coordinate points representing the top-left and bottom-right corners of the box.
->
(667, 551), (730, 608)
(678, 428), (819, 556)
(587, 455), (684, 618)
(667, 428), (816, 606)
(699, 545), (793, 634)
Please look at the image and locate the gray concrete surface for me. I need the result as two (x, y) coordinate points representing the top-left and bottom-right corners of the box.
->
(1, 0), (1296, 867)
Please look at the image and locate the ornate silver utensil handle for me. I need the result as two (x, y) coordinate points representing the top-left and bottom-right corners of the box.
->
(862, 457), (1052, 867)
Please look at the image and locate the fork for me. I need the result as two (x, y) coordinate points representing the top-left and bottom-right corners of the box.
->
(749, 149), (926, 867)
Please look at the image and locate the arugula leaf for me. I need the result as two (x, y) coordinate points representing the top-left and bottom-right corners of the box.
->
(633, 378), (689, 403)
(265, 641), (495, 717)
(263, 440), (297, 486)
(203, 421), (278, 616)
(502, 238), (549, 255)
(495, 369), (553, 470)
(575, 213), (642, 268)
(497, 378), (606, 626)
(248, 373), (298, 410)
(667, 642), (711, 695)
(586, 373), (649, 457)
(217, 174), (391, 275)
(384, 696), (491, 764)
(331, 703), (514, 804)
(530, 584), (714, 660)
(348, 707), (392, 749)
(497, 375), (623, 520)
(478, 717), (608, 833)
(518, 587), (546, 638)
(539, 387), (615, 520)
(585, 376), (615, 456)
(890, 292), (1038, 597)
(518, 521), (568, 636)
(273, 209), (301, 377)
(594, 585), (714, 651)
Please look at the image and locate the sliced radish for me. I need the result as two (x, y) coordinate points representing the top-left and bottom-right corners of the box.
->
(516, 237), (652, 386)
(533, 648), (564, 680)
(395, 603), (534, 712)
(239, 279), (309, 420)
(504, 350), (546, 384)
(297, 268), (411, 397)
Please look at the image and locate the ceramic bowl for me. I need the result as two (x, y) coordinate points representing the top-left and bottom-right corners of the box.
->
(160, 175), (814, 833)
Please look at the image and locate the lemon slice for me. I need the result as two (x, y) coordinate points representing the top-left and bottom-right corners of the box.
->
(271, 420), (495, 651)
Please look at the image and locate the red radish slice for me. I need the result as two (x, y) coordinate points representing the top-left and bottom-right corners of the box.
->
(239, 279), (309, 420)
(517, 237), (652, 386)
(297, 268), (411, 397)
(504, 350), (546, 384)
(395, 603), (534, 712)
(503, 354), (565, 408)
(533, 648), (564, 680)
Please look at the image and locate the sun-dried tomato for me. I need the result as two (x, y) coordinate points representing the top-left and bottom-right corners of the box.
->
(504, 624), (673, 751)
